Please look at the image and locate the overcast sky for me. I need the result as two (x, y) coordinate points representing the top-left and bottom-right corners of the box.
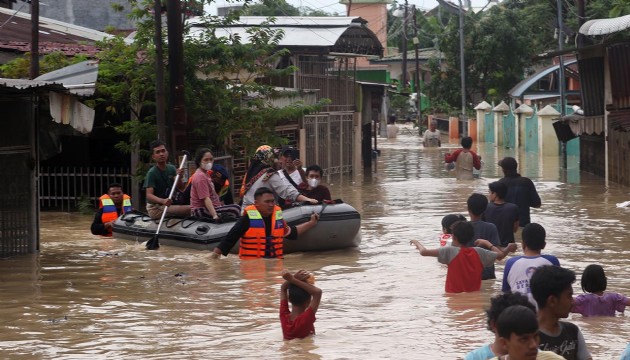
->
(205, 0), (494, 16)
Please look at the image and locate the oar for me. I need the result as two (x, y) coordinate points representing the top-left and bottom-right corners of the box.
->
(146, 152), (189, 250)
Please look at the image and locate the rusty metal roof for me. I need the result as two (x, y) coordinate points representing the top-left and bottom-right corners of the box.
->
(0, 7), (111, 56)
(0, 78), (67, 93)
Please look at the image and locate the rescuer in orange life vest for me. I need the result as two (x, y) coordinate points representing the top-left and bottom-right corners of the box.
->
(211, 187), (319, 259)
(91, 183), (132, 237)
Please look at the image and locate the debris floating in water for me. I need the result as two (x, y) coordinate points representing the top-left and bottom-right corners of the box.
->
(616, 201), (630, 208)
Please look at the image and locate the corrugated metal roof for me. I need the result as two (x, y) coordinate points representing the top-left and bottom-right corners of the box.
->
(370, 48), (442, 62)
(0, 78), (66, 92)
(609, 109), (630, 131)
(35, 60), (98, 96)
(188, 16), (383, 57)
(508, 59), (578, 98)
(577, 56), (605, 116)
(190, 16), (367, 28)
(609, 43), (630, 109)
(0, 7), (113, 56)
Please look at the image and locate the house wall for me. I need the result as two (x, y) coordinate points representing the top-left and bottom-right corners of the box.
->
(580, 134), (605, 178)
(609, 129), (630, 187)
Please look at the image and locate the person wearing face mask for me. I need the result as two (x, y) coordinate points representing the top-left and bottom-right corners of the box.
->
(190, 148), (241, 221)
(297, 165), (331, 202)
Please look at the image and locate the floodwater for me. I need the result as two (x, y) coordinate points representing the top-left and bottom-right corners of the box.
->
(1, 124), (630, 359)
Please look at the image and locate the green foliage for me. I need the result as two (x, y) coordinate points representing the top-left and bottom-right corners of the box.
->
(242, 0), (301, 16)
(610, 0), (630, 17)
(185, 16), (327, 155)
(77, 194), (95, 215)
(0, 52), (88, 79)
(94, 0), (326, 163)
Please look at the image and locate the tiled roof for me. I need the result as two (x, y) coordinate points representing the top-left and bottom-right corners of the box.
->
(0, 7), (112, 57)
(0, 41), (100, 56)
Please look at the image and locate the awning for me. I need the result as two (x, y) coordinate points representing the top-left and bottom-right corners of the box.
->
(188, 16), (384, 57)
(580, 15), (630, 36)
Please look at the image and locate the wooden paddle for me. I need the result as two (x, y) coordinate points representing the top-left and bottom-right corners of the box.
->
(146, 152), (189, 250)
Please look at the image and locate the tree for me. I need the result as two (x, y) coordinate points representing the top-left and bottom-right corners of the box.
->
(0, 52), (87, 79)
(184, 15), (328, 155)
(93, 0), (326, 163)
(241, 0), (301, 16)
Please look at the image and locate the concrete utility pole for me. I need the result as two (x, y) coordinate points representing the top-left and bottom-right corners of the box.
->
(154, 0), (167, 142)
(30, 0), (39, 79)
(401, 0), (409, 91)
(167, 0), (186, 151)
(412, 5), (422, 127)
(458, 0), (466, 135)
(556, 0), (567, 168)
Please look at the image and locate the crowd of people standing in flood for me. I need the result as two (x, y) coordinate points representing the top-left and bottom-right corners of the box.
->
(411, 134), (629, 359)
(89, 133), (630, 358)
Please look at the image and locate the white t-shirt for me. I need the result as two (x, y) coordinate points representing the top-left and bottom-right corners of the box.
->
(502, 255), (560, 305)
(278, 169), (303, 186)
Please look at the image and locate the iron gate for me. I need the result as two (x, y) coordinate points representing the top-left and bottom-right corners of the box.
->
(303, 112), (354, 175)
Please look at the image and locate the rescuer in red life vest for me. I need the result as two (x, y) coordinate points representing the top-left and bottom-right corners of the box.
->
(91, 183), (132, 237)
(211, 187), (319, 259)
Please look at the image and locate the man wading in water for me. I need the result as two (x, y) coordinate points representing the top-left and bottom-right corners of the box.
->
(445, 136), (481, 180)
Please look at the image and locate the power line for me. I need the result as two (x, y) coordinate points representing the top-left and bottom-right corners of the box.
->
(0, 0), (28, 31)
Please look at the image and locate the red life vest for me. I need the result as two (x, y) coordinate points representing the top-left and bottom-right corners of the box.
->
(445, 247), (484, 293)
(240, 205), (285, 259)
(99, 194), (132, 237)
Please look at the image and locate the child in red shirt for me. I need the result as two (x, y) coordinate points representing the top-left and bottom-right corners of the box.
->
(279, 269), (322, 340)
(411, 221), (516, 293)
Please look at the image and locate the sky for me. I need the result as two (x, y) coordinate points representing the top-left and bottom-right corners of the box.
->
(204, 0), (493, 16)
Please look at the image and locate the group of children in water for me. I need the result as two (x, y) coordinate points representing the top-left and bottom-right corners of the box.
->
(414, 204), (629, 359)
(279, 196), (630, 359)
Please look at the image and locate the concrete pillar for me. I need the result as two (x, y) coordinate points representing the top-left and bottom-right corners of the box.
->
(514, 104), (533, 151)
(537, 105), (561, 156)
(493, 101), (510, 148)
(449, 116), (459, 144)
(474, 101), (492, 142)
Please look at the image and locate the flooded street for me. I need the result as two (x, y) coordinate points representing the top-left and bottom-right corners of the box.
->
(2, 124), (630, 359)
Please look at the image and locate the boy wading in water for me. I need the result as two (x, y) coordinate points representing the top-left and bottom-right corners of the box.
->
(410, 221), (516, 293)
(530, 265), (592, 360)
(491, 305), (564, 360)
(280, 269), (322, 340)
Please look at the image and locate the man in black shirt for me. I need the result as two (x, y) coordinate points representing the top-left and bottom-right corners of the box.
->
(497, 157), (541, 227)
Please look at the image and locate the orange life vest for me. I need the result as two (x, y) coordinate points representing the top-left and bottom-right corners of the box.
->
(99, 194), (132, 236)
(240, 205), (285, 259)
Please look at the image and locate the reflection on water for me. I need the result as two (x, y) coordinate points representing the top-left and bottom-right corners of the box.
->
(2, 124), (630, 359)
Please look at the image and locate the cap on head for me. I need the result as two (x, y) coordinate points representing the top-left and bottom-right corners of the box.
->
(498, 157), (518, 171)
(281, 146), (299, 159)
(211, 164), (229, 179)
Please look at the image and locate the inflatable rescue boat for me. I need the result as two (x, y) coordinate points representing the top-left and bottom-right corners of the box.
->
(112, 202), (361, 253)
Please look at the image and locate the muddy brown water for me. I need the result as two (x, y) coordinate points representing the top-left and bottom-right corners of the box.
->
(1, 124), (629, 359)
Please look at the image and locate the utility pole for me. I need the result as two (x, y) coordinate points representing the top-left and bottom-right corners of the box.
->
(458, 0), (466, 136)
(154, 0), (166, 141)
(167, 0), (186, 151)
(30, 0), (39, 79)
(412, 5), (422, 128)
(401, 0), (408, 92)
(556, 0), (567, 168)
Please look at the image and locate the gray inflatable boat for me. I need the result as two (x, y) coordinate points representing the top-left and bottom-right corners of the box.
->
(112, 202), (361, 254)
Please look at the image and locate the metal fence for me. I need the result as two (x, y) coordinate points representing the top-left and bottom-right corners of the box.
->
(39, 166), (133, 211)
(303, 112), (355, 175)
